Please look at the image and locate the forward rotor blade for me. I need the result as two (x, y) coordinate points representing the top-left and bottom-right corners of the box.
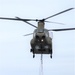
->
(44, 8), (74, 20)
(24, 33), (33, 36)
(23, 21), (37, 28)
(0, 17), (37, 28)
(15, 17), (37, 28)
(48, 28), (75, 31)
(0, 17), (38, 21)
(45, 21), (65, 25)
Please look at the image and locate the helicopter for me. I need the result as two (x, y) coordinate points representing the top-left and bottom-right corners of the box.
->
(0, 8), (75, 58)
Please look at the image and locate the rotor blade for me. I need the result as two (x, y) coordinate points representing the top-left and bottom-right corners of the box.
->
(23, 21), (37, 28)
(45, 21), (65, 25)
(44, 8), (74, 20)
(48, 28), (75, 31)
(0, 17), (38, 21)
(15, 17), (37, 28)
(0, 17), (21, 21)
(24, 33), (33, 36)
(0, 17), (37, 28)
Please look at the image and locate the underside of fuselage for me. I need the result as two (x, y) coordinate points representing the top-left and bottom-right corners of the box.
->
(30, 37), (52, 58)
(31, 43), (52, 54)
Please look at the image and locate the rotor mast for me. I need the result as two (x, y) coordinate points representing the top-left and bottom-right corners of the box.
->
(38, 21), (45, 30)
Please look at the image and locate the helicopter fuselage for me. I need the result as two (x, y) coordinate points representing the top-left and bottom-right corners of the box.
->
(30, 28), (52, 58)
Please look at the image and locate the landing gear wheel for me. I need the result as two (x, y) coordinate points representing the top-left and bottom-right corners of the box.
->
(50, 54), (52, 58)
(30, 49), (33, 52)
(33, 54), (35, 58)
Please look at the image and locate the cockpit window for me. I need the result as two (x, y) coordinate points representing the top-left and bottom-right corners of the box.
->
(33, 29), (49, 37)
(37, 29), (44, 33)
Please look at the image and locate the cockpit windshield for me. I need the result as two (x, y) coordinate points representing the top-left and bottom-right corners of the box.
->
(33, 29), (49, 37)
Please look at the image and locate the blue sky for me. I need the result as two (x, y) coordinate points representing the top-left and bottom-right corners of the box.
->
(0, 0), (75, 75)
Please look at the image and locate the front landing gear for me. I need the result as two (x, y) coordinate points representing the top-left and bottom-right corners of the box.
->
(33, 54), (35, 58)
(30, 49), (33, 52)
(50, 54), (52, 58)
(30, 49), (35, 58)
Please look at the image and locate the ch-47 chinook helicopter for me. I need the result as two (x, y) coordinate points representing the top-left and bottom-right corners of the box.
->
(0, 8), (75, 58)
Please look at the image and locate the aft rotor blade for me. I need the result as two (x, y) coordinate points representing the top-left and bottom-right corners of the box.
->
(48, 28), (75, 31)
(44, 8), (74, 20)
(15, 17), (37, 28)
(24, 33), (33, 36)
(45, 21), (65, 25)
